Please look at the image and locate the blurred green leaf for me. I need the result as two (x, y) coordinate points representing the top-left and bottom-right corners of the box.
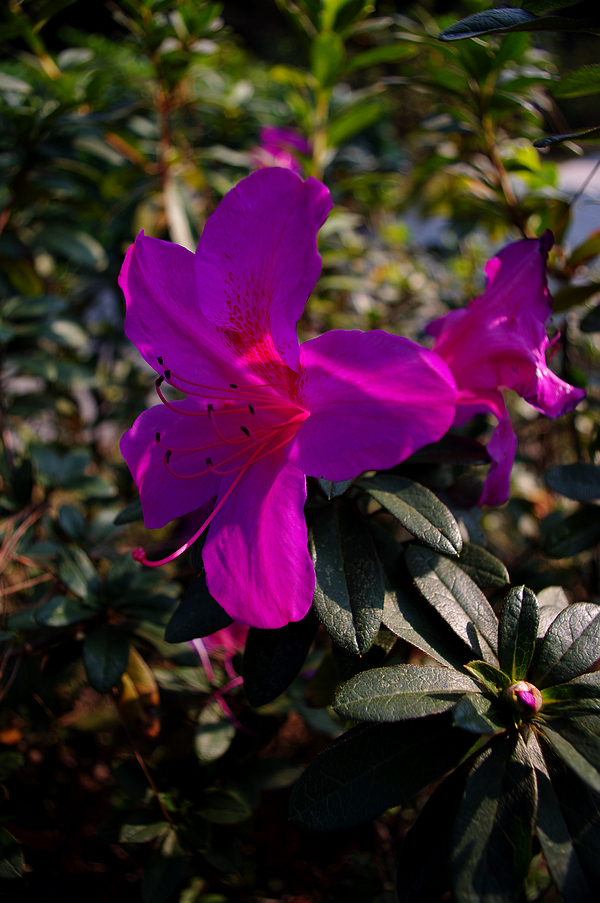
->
(118, 812), (168, 844)
(114, 498), (144, 525)
(82, 625), (130, 694)
(554, 65), (600, 97)
(552, 281), (600, 312)
(165, 575), (232, 643)
(199, 788), (251, 825)
(439, 10), (600, 40)
(545, 464), (600, 502)
(57, 547), (97, 600)
(327, 100), (383, 147)
(35, 595), (96, 627)
(141, 828), (189, 903)
(194, 699), (236, 765)
(0, 827), (23, 880)
(310, 31), (345, 88)
(543, 507), (600, 558)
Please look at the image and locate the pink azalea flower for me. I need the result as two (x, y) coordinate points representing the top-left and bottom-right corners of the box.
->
(249, 126), (312, 175)
(426, 232), (585, 505)
(120, 168), (457, 628)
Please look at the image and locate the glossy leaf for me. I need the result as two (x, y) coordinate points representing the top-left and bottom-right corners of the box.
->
(242, 609), (317, 707)
(405, 545), (499, 664)
(310, 504), (384, 656)
(57, 546), (97, 599)
(118, 812), (168, 844)
(439, 9), (600, 40)
(165, 574), (232, 643)
(199, 788), (251, 824)
(35, 594), (96, 627)
(545, 463), (600, 502)
(82, 625), (130, 694)
(450, 735), (537, 903)
(194, 699), (236, 764)
(543, 507), (600, 558)
(358, 474), (462, 557)
(542, 715), (600, 793)
(289, 714), (474, 830)
(541, 672), (600, 712)
(455, 543), (510, 589)
(498, 586), (539, 681)
(333, 665), (479, 722)
(464, 660), (511, 693)
(533, 602), (600, 688)
(452, 693), (511, 734)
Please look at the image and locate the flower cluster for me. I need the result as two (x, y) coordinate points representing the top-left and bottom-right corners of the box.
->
(120, 167), (584, 630)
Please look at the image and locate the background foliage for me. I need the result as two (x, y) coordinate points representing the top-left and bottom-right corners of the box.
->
(1, 0), (600, 901)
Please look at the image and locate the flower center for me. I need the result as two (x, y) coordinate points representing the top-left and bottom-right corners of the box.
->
(132, 357), (309, 568)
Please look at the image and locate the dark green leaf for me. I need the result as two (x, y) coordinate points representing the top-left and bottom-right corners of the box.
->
(165, 575), (232, 643)
(455, 543), (510, 588)
(0, 827), (23, 880)
(464, 660), (511, 693)
(317, 478), (353, 499)
(118, 812), (168, 844)
(344, 43), (414, 74)
(35, 595), (97, 627)
(57, 546), (97, 599)
(545, 463), (600, 502)
(450, 735), (537, 903)
(552, 281), (600, 312)
(542, 715), (600, 793)
(533, 732), (600, 902)
(141, 829), (189, 903)
(327, 101), (384, 148)
(82, 625), (130, 694)
(289, 714), (474, 830)
(580, 302), (600, 333)
(114, 498), (144, 525)
(542, 672), (600, 712)
(396, 765), (468, 903)
(310, 504), (384, 656)
(0, 752), (24, 782)
(358, 474), (462, 557)
(523, 0), (588, 12)
(555, 64), (600, 97)
(199, 788), (251, 824)
(382, 587), (473, 670)
(452, 693), (511, 734)
(498, 586), (539, 681)
(194, 699), (236, 764)
(533, 602), (600, 688)
(543, 507), (600, 558)
(405, 545), (498, 663)
(439, 9), (600, 40)
(242, 609), (317, 707)
(406, 434), (490, 465)
(333, 665), (478, 722)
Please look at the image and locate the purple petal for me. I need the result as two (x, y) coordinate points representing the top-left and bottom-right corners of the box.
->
(285, 330), (457, 481)
(194, 168), (332, 372)
(482, 230), (553, 322)
(120, 402), (222, 529)
(203, 454), (315, 628)
(120, 231), (247, 387)
(479, 409), (517, 506)
(259, 126), (312, 155)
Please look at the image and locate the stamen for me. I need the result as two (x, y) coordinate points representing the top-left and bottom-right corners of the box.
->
(240, 426), (250, 437)
(164, 369), (171, 380)
(157, 356), (164, 366)
(248, 404), (255, 415)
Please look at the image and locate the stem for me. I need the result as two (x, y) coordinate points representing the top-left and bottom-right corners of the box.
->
(311, 90), (330, 183)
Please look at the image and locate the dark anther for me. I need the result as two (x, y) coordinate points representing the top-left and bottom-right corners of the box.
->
(164, 369), (171, 380)
(207, 403), (214, 414)
(156, 375), (164, 388)
(165, 450), (172, 463)
(248, 404), (255, 415)
(240, 426), (250, 437)
(229, 383), (238, 389)
(206, 457), (213, 467)
(155, 432), (161, 443)
(157, 356), (164, 366)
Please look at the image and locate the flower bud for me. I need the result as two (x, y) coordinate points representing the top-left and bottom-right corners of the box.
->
(505, 681), (543, 715)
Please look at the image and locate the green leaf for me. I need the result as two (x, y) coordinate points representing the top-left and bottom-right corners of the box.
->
(57, 546), (97, 599)
(552, 281), (600, 312)
(450, 735), (537, 903)
(498, 586), (539, 681)
(199, 788), (251, 825)
(533, 602), (600, 688)
(289, 714), (475, 830)
(333, 665), (479, 722)
(310, 504), (384, 656)
(141, 828), (189, 903)
(317, 478), (353, 499)
(405, 545), (498, 664)
(35, 595), (96, 627)
(452, 693), (511, 734)
(533, 733), (600, 902)
(118, 812), (169, 844)
(567, 232), (600, 270)
(242, 610), (317, 707)
(555, 64), (600, 97)
(311, 31), (345, 88)
(455, 543), (510, 589)
(439, 9), (600, 40)
(82, 626), (130, 694)
(358, 474), (462, 557)
(382, 587), (473, 671)
(327, 101), (383, 148)
(543, 507), (600, 558)
(114, 498), (144, 525)
(523, 0), (587, 12)
(464, 660), (511, 693)
(542, 672), (600, 712)
(542, 715), (600, 793)
(580, 301), (600, 333)
(0, 827), (23, 880)
(344, 42), (414, 74)
(545, 463), (600, 502)
(165, 575), (232, 643)
(194, 699), (236, 764)
(396, 765), (468, 903)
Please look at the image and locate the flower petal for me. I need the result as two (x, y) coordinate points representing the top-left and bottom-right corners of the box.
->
(285, 330), (457, 481)
(479, 409), (518, 506)
(195, 168), (332, 372)
(482, 230), (553, 322)
(120, 402), (222, 529)
(120, 231), (248, 386)
(203, 454), (314, 628)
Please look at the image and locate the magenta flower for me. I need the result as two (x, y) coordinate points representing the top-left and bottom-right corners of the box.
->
(249, 126), (311, 175)
(120, 168), (457, 628)
(426, 232), (585, 505)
